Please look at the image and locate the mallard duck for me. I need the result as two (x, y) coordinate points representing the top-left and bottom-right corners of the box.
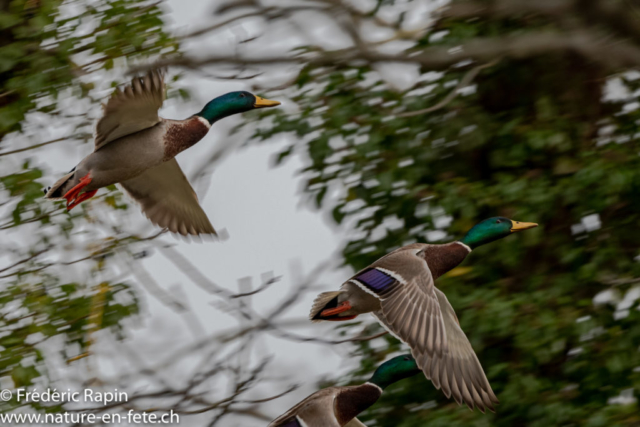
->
(44, 70), (280, 236)
(309, 217), (538, 412)
(268, 354), (420, 427)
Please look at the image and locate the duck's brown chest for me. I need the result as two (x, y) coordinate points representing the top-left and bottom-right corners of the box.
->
(334, 384), (381, 425)
(419, 242), (470, 279)
(163, 117), (210, 160)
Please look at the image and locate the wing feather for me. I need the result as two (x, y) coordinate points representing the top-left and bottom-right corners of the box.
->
(95, 69), (166, 150)
(368, 269), (498, 412)
(346, 245), (498, 412)
(416, 289), (498, 412)
(119, 159), (216, 236)
(367, 248), (447, 358)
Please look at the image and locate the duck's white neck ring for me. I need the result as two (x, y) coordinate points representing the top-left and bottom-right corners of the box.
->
(196, 116), (212, 129)
(455, 241), (472, 253)
(364, 382), (384, 393)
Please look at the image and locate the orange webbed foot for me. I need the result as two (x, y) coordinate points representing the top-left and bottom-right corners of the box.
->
(319, 301), (353, 319)
(67, 189), (97, 211)
(63, 173), (95, 210)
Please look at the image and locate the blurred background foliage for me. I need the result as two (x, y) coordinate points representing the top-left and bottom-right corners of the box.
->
(0, 0), (176, 413)
(247, 0), (640, 425)
(2, 0), (640, 425)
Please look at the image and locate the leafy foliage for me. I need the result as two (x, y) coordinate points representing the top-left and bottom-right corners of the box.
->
(0, 277), (138, 403)
(0, 0), (177, 415)
(0, 0), (177, 137)
(252, 5), (640, 426)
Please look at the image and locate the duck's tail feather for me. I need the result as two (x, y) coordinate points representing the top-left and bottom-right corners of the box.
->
(44, 169), (76, 200)
(309, 291), (343, 322)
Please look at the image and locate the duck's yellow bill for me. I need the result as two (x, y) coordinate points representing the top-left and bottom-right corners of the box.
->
(510, 221), (538, 232)
(254, 96), (281, 108)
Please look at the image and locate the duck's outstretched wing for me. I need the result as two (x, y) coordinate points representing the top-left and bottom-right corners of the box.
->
(373, 288), (498, 413)
(353, 245), (497, 412)
(416, 288), (498, 412)
(119, 159), (216, 236)
(95, 69), (165, 150)
(349, 246), (448, 358)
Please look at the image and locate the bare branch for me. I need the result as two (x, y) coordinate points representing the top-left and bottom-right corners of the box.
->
(182, 10), (266, 40)
(0, 246), (52, 273)
(231, 276), (280, 298)
(140, 31), (640, 74)
(0, 134), (89, 157)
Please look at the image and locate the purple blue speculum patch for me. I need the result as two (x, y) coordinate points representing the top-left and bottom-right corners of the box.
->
(356, 268), (395, 292)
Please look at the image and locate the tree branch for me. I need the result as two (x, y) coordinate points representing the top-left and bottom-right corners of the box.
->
(141, 30), (640, 74)
(0, 134), (89, 157)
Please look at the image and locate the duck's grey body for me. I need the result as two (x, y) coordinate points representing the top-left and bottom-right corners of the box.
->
(310, 243), (435, 320)
(63, 122), (167, 192)
(310, 282), (380, 319)
(44, 70), (218, 236)
(56, 117), (209, 194)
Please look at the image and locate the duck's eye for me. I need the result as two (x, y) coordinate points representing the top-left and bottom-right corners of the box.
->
(404, 357), (410, 361)
(496, 220), (501, 223)
(240, 93), (246, 98)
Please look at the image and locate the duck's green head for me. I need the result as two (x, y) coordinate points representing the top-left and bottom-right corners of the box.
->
(369, 354), (420, 389)
(459, 217), (538, 250)
(196, 91), (280, 124)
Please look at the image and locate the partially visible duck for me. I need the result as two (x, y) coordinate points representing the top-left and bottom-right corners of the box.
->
(310, 217), (538, 412)
(44, 69), (280, 236)
(268, 354), (420, 427)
